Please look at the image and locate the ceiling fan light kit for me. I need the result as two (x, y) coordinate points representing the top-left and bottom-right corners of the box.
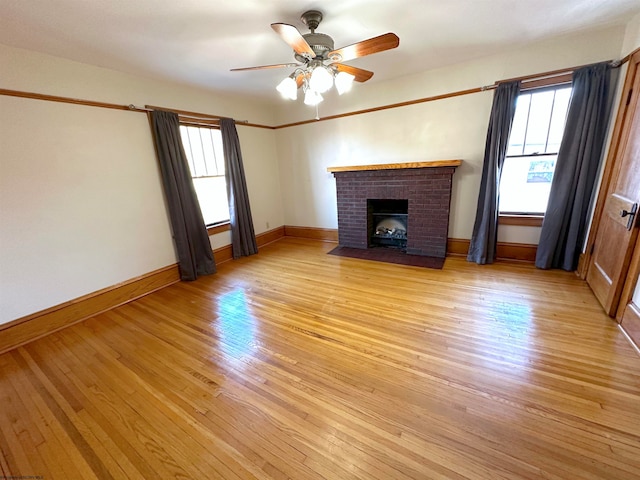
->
(231, 10), (399, 108)
(335, 71), (355, 95)
(276, 76), (298, 100)
(304, 88), (324, 107)
(309, 64), (334, 93)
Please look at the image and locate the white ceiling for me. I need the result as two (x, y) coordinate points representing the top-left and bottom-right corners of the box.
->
(1, 0), (639, 101)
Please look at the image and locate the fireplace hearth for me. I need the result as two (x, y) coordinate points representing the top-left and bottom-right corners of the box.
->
(328, 161), (461, 258)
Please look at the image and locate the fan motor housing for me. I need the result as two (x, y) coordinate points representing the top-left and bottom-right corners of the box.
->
(294, 33), (334, 62)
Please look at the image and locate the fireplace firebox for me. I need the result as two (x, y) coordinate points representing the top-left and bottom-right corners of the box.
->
(368, 199), (408, 250)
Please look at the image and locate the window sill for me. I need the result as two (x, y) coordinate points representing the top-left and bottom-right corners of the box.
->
(207, 222), (231, 236)
(498, 215), (544, 227)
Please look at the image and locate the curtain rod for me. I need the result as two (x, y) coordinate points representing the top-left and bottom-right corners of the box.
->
(142, 104), (251, 125)
(143, 104), (277, 129)
(482, 58), (623, 90)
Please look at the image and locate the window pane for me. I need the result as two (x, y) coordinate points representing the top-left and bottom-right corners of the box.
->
(507, 94), (530, 156)
(179, 125), (229, 226)
(499, 155), (556, 214)
(523, 90), (554, 155)
(192, 176), (230, 225)
(185, 126), (208, 177)
(200, 129), (215, 176)
(179, 126), (196, 176)
(546, 87), (571, 153)
(180, 126), (224, 178)
(500, 85), (571, 214)
(211, 129), (225, 175)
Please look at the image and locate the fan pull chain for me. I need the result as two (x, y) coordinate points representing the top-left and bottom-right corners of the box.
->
(315, 103), (320, 121)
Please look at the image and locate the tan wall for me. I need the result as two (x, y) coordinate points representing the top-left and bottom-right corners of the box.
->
(0, 44), (284, 324)
(622, 12), (640, 56)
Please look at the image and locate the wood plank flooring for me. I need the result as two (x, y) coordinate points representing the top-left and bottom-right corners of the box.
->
(1, 237), (639, 479)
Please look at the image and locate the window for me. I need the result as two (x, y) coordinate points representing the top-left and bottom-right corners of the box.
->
(499, 85), (572, 215)
(179, 125), (230, 226)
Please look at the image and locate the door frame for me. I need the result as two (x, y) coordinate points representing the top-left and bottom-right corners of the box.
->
(581, 48), (640, 322)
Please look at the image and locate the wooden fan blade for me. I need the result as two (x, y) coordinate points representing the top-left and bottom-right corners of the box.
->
(334, 64), (374, 82)
(328, 33), (399, 62)
(230, 63), (300, 72)
(271, 23), (316, 58)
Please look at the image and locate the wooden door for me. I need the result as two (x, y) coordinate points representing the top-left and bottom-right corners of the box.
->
(586, 53), (640, 316)
(618, 229), (640, 346)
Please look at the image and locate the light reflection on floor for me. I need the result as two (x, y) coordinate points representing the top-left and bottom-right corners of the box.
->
(215, 288), (257, 365)
(464, 295), (537, 376)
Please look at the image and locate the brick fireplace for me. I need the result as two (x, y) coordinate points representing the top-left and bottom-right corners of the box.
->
(328, 161), (461, 258)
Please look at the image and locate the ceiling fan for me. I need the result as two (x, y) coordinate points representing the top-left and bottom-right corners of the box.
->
(231, 10), (400, 105)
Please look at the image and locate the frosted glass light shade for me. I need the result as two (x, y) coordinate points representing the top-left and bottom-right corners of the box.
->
(304, 89), (323, 106)
(276, 77), (297, 100)
(335, 71), (355, 95)
(309, 66), (333, 93)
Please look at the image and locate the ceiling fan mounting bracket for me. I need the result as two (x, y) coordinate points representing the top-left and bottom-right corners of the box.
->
(301, 10), (323, 32)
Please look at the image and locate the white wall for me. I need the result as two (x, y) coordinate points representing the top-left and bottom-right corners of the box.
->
(622, 12), (640, 56)
(0, 96), (176, 322)
(0, 44), (284, 324)
(273, 26), (626, 244)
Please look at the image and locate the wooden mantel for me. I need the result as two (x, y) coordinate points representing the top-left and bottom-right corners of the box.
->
(327, 160), (462, 173)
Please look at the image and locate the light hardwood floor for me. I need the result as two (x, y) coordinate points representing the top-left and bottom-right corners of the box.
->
(1, 237), (639, 479)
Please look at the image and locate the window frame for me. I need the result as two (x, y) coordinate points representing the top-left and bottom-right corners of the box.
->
(178, 122), (231, 232)
(498, 74), (572, 224)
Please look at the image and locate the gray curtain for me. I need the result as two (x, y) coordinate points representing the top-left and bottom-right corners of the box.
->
(535, 62), (618, 271)
(150, 110), (216, 280)
(467, 81), (521, 264)
(220, 118), (258, 258)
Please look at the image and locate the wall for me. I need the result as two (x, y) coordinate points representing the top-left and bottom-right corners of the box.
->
(274, 26), (626, 245)
(621, 12), (640, 56)
(0, 44), (284, 325)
